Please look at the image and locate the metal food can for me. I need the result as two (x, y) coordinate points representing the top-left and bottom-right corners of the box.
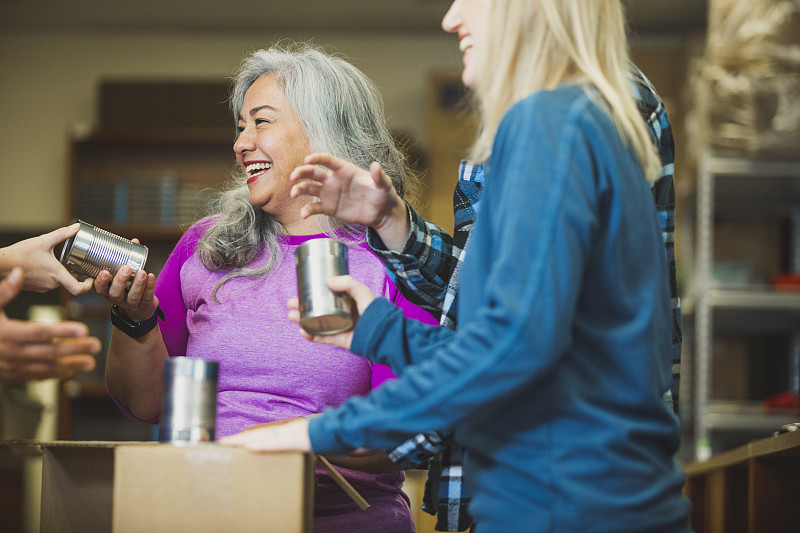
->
(160, 358), (219, 444)
(59, 219), (148, 279)
(295, 238), (353, 335)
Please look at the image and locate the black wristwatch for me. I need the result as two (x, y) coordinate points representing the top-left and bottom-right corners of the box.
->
(110, 305), (165, 339)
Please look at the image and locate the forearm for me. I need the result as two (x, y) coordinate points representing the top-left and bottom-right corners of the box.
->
(0, 226), (92, 295)
(368, 205), (458, 315)
(370, 196), (411, 252)
(105, 327), (169, 421)
(352, 298), (456, 373)
(0, 241), (37, 280)
(0, 247), (14, 279)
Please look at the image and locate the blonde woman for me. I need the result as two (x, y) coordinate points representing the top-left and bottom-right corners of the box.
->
(223, 2), (692, 531)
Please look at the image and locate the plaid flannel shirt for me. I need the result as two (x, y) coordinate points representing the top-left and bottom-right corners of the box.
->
(368, 65), (681, 532)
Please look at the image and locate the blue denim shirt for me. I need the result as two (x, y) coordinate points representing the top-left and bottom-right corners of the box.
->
(310, 83), (690, 532)
(366, 65), (681, 531)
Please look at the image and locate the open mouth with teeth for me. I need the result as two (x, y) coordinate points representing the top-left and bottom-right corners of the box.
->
(459, 35), (474, 53)
(245, 161), (273, 184)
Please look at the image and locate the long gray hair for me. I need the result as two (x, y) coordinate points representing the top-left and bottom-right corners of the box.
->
(196, 42), (413, 300)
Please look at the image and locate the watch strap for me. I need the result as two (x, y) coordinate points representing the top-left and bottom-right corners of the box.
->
(110, 305), (164, 339)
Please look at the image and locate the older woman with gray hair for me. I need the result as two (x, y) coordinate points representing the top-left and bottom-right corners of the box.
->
(93, 42), (435, 533)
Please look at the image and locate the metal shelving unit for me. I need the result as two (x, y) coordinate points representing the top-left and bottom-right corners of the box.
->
(693, 152), (800, 460)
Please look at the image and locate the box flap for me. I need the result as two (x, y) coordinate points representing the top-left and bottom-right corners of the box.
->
(112, 444), (313, 533)
(40, 444), (116, 533)
(40, 440), (158, 449)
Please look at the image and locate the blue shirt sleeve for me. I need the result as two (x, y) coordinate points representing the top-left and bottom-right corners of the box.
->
(308, 91), (606, 454)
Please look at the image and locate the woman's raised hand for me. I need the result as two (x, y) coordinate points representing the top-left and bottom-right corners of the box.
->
(290, 153), (410, 251)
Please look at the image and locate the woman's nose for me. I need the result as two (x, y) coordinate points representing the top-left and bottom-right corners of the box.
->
(234, 131), (255, 154)
(441, 0), (461, 33)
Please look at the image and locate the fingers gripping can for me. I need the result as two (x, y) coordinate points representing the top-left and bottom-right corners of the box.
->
(59, 219), (148, 279)
(160, 358), (219, 444)
(295, 238), (354, 335)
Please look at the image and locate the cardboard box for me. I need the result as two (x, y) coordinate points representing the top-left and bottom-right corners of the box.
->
(39, 441), (314, 533)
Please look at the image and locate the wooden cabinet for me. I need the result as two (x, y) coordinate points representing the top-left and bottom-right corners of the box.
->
(683, 428), (800, 533)
(68, 127), (234, 230)
(60, 127), (235, 440)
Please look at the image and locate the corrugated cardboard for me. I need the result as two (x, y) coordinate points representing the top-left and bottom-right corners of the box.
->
(39, 441), (314, 533)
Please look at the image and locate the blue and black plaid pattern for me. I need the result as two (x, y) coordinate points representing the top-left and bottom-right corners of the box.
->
(367, 161), (483, 331)
(368, 65), (682, 531)
(634, 68), (682, 412)
(387, 430), (447, 468)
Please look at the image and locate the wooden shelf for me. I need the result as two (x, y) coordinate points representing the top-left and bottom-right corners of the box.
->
(683, 429), (800, 533)
(74, 127), (234, 145)
(65, 224), (186, 241)
(61, 121), (235, 442)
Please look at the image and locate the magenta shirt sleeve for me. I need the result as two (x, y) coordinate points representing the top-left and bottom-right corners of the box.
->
(155, 220), (213, 357)
(370, 278), (439, 389)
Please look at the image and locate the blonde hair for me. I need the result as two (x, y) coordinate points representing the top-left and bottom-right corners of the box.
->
(471, 0), (660, 182)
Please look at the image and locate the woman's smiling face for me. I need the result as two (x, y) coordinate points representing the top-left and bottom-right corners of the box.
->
(441, 0), (489, 88)
(234, 74), (315, 232)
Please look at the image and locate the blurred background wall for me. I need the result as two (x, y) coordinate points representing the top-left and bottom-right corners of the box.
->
(0, 0), (707, 231)
(0, 29), (461, 229)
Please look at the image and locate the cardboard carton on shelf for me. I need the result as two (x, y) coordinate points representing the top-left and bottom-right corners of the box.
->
(39, 441), (315, 533)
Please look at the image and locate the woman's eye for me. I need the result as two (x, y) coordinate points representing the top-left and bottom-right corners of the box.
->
(255, 118), (271, 126)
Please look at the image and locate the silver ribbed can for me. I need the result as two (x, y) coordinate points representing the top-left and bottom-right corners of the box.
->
(295, 238), (353, 335)
(59, 219), (148, 279)
(160, 358), (219, 444)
